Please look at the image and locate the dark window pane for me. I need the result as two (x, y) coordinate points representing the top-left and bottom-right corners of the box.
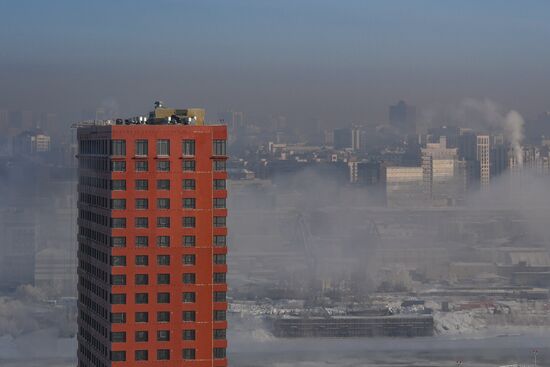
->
(135, 274), (148, 285)
(135, 236), (148, 248)
(135, 198), (148, 210)
(156, 160), (170, 172)
(182, 140), (195, 156)
(183, 235), (196, 247)
(183, 348), (196, 360)
(135, 312), (148, 323)
(156, 140), (170, 156)
(110, 332), (126, 342)
(213, 140), (226, 156)
(157, 179), (170, 190)
(135, 330), (148, 342)
(111, 274), (126, 285)
(183, 329), (195, 340)
(135, 350), (148, 361)
(135, 140), (148, 156)
(183, 160), (196, 171)
(111, 351), (126, 362)
(135, 293), (148, 304)
(135, 160), (148, 171)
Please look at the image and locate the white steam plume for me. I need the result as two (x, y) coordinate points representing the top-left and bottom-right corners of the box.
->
(504, 110), (525, 166)
(454, 99), (525, 165)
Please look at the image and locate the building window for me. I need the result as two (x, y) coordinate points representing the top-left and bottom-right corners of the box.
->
(157, 292), (170, 303)
(156, 236), (170, 248)
(111, 256), (126, 266)
(157, 255), (170, 266)
(156, 160), (170, 172)
(182, 292), (196, 303)
(183, 236), (196, 247)
(213, 160), (226, 171)
(157, 311), (170, 322)
(183, 273), (196, 284)
(182, 329), (195, 341)
(183, 216), (195, 228)
(182, 179), (196, 190)
(156, 140), (170, 156)
(135, 236), (148, 248)
(157, 179), (170, 190)
(214, 235), (226, 247)
(213, 348), (226, 359)
(157, 198), (170, 209)
(157, 273), (170, 284)
(135, 217), (148, 228)
(135, 293), (148, 304)
(135, 179), (148, 190)
(135, 160), (148, 171)
(111, 274), (126, 285)
(182, 139), (195, 156)
(111, 312), (126, 323)
(110, 293), (126, 304)
(135, 350), (148, 361)
(183, 160), (196, 171)
(213, 140), (227, 156)
(214, 329), (226, 340)
(111, 236), (126, 248)
(135, 330), (148, 342)
(110, 140), (126, 156)
(213, 272), (226, 284)
(213, 198), (226, 209)
(183, 198), (196, 209)
(157, 217), (170, 228)
(213, 310), (226, 321)
(213, 179), (226, 190)
(111, 160), (126, 172)
(111, 180), (126, 191)
(111, 199), (126, 210)
(111, 351), (126, 362)
(157, 330), (170, 342)
(214, 291), (226, 302)
(111, 218), (127, 228)
(157, 349), (170, 361)
(135, 140), (148, 156)
(135, 312), (148, 323)
(213, 216), (226, 228)
(183, 348), (196, 360)
(182, 311), (196, 322)
(183, 255), (196, 265)
(135, 274), (149, 285)
(135, 198), (148, 210)
(135, 255), (149, 266)
(213, 254), (226, 264)
(110, 332), (126, 342)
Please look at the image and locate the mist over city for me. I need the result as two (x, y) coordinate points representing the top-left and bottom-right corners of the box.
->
(2, 1), (550, 367)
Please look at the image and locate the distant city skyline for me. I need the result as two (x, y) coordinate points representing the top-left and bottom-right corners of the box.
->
(1, 1), (550, 125)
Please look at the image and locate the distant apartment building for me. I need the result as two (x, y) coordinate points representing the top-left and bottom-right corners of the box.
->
(0, 208), (36, 290)
(76, 104), (228, 367)
(421, 137), (465, 205)
(385, 166), (425, 207)
(389, 100), (416, 135)
(477, 135), (491, 189)
(333, 128), (352, 149)
(13, 129), (51, 155)
(351, 127), (361, 151)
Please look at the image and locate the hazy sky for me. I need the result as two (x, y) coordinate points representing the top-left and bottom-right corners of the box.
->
(1, 0), (550, 125)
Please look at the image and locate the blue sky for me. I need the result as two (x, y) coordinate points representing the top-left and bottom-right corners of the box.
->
(1, 0), (550, 123)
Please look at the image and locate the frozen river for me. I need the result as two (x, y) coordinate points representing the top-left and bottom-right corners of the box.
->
(2, 330), (549, 366)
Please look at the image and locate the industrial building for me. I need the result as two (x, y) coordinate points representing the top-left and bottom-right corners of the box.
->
(76, 103), (228, 366)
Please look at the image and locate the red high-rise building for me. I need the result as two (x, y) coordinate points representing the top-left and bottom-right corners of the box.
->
(77, 104), (228, 366)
